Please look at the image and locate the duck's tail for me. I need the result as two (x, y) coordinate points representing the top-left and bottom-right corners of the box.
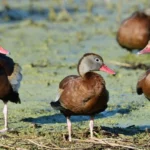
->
(50, 101), (62, 110)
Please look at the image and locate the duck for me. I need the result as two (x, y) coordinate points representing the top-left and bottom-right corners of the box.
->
(0, 46), (22, 132)
(50, 53), (115, 141)
(116, 11), (150, 51)
(137, 42), (150, 100)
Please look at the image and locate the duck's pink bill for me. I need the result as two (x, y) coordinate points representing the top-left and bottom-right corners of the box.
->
(0, 47), (9, 55)
(137, 46), (150, 55)
(100, 64), (115, 74)
(137, 43), (150, 55)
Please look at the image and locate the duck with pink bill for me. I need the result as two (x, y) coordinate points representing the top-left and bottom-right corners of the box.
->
(50, 53), (115, 142)
(0, 46), (22, 132)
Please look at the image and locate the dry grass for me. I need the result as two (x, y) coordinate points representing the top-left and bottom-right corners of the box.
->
(0, 126), (149, 150)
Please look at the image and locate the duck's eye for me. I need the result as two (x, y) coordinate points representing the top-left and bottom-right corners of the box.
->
(95, 58), (100, 62)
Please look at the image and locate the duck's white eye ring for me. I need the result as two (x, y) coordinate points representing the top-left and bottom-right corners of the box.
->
(95, 58), (100, 62)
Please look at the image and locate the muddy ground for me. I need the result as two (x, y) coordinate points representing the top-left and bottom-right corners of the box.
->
(0, 0), (150, 149)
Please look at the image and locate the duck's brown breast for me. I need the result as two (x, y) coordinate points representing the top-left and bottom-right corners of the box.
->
(59, 72), (109, 115)
(0, 54), (14, 76)
(0, 69), (11, 99)
(142, 78), (150, 99)
(0, 55), (14, 98)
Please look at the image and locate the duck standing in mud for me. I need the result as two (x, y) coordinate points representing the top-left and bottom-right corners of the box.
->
(50, 53), (115, 141)
(0, 46), (22, 132)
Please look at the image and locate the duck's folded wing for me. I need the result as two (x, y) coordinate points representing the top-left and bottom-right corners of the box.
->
(59, 75), (78, 89)
(51, 75), (78, 110)
(8, 63), (22, 92)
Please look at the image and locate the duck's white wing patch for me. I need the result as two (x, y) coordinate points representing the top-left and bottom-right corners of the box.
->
(54, 89), (63, 102)
(8, 63), (22, 92)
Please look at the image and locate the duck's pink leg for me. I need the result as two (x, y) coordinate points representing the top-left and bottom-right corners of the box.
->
(66, 116), (72, 142)
(89, 116), (94, 138)
(0, 103), (8, 132)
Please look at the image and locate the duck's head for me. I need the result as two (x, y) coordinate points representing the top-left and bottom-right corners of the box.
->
(77, 53), (115, 77)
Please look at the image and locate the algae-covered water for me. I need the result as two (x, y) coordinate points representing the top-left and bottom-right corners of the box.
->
(0, 0), (150, 149)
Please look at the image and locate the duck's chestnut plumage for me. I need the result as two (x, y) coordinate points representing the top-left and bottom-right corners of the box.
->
(0, 47), (22, 132)
(51, 53), (115, 141)
(117, 11), (150, 51)
(137, 69), (150, 100)
(137, 43), (150, 100)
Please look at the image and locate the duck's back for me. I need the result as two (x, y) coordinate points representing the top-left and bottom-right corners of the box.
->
(59, 72), (109, 116)
(117, 12), (150, 50)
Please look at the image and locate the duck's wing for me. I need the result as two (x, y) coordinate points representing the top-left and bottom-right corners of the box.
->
(59, 75), (79, 89)
(8, 63), (22, 92)
(50, 75), (78, 110)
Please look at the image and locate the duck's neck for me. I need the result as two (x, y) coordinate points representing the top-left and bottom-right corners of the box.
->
(78, 57), (91, 77)
(77, 59), (90, 77)
(78, 65), (90, 77)
(144, 9), (150, 16)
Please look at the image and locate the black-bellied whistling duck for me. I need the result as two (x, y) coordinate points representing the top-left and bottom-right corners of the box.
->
(117, 11), (150, 51)
(0, 46), (22, 132)
(50, 53), (115, 141)
(137, 43), (150, 100)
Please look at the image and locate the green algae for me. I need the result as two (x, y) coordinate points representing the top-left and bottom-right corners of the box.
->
(121, 53), (150, 65)
(48, 7), (57, 21)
